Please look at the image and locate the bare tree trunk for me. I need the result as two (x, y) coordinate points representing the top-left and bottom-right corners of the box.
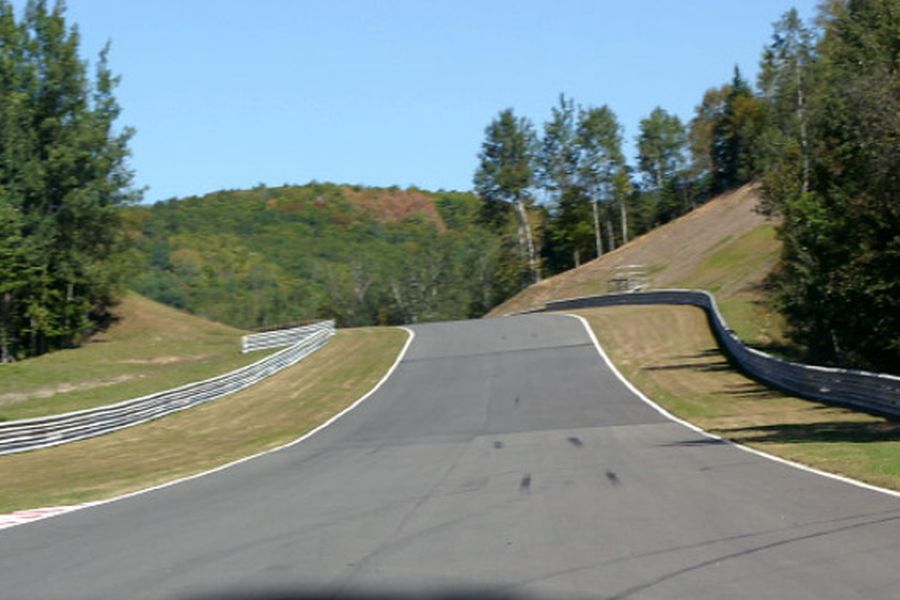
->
(573, 248), (581, 268)
(477, 252), (493, 311)
(797, 82), (809, 194)
(0, 292), (12, 363)
(64, 282), (73, 335)
(513, 209), (528, 262)
(620, 198), (629, 244)
(830, 328), (842, 363)
(390, 280), (412, 323)
(592, 200), (604, 258)
(30, 315), (38, 357)
(606, 218), (616, 252)
(514, 199), (540, 284)
(0, 328), (9, 363)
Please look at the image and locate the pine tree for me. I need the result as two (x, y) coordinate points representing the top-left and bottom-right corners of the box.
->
(0, 0), (138, 359)
(758, 8), (817, 196)
(474, 108), (540, 285)
(766, 0), (900, 372)
(536, 94), (578, 198)
(688, 85), (729, 199)
(537, 95), (592, 268)
(0, 199), (32, 362)
(711, 67), (766, 192)
(577, 105), (626, 255)
(637, 107), (688, 225)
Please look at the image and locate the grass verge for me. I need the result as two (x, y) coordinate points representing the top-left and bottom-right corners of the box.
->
(575, 305), (900, 491)
(0, 327), (407, 513)
(0, 293), (272, 421)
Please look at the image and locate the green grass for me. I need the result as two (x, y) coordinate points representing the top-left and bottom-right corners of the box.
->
(575, 305), (900, 491)
(669, 223), (792, 353)
(674, 224), (778, 295)
(717, 297), (793, 355)
(0, 293), (274, 421)
(0, 326), (408, 513)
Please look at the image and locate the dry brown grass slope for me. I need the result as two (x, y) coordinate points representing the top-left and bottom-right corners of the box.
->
(488, 184), (787, 349)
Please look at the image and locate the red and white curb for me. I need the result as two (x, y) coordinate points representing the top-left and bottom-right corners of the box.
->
(0, 505), (89, 530)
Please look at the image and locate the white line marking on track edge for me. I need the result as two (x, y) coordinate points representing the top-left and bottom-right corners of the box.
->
(0, 327), (416, 532)
(564, 313), (900, 500)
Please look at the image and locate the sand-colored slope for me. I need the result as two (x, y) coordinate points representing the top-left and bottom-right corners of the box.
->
(489, 184), (785, 348)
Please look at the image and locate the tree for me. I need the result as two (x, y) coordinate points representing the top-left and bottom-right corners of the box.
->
(536, 94), (578, 198)
(474, 108), (540, 285)
(758, 8), (817, 195)
(537, 95), (592, 268)
(577, 105), (627, 255)
(611, 165), (633, 244)
(710, 67), (766, 191)
(765, 0), (900, 372)
(637, 107), (688, 225)
(688, 85), (729, 198)
(0, 0), (138, 359)
(637, 107), (686, 192)
(0, 199), (32, 362)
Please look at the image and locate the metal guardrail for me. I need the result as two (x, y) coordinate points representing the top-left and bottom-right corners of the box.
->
(241, 320), (335, 353)
(0, 323), (336, 455)
(538, 290), (900, 417)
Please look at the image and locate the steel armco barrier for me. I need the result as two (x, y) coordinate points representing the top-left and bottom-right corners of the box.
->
(0, 322), (335, 455)
(241, 320), (336, 353)
(537, 290), (900, 417)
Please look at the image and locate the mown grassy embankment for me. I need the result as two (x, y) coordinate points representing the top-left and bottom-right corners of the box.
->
(0, 293), (272, 421)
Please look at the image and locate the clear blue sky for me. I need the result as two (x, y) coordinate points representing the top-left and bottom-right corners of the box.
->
(32, 0), (820, 203)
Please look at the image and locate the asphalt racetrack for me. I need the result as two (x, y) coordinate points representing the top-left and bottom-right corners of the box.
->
(1, 314), (899, 599)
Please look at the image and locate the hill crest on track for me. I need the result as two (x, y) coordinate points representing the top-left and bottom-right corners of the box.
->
(488, 184), (785, 348)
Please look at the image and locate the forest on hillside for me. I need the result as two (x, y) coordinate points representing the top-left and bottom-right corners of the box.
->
(125, 184), (521, 329)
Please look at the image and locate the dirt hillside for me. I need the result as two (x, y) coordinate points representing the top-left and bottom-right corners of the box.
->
(488, 184), (784, 346)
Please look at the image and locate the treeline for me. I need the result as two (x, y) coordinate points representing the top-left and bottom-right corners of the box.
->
(473, 1), (898, 373)
(473, 72), (766, 281)
(757, 1), (898, 373)
(2, 1), (896, 374)
(125, 184), (520, 329)
(0, 1), (137, 362)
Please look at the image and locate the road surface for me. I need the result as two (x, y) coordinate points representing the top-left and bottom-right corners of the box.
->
(1, 314), (899, 599)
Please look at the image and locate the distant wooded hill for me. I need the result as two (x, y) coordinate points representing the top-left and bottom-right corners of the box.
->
(124, 183), (520, 328)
